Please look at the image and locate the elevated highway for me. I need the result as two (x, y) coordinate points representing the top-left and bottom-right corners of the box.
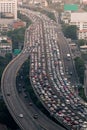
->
(1, 10), (66, 130)
(1, 50), (66, 130)
(1, 7), (87, 130)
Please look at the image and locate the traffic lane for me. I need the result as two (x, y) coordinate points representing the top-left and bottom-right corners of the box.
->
(84, 69), (87, 97)
(29, 27), (71, 129)
(57, 32), (78, 84)
(27, 22), (68, 129)
(18, 79), (66, 130)
(3, 52), (65, 130)
(2, 53), (41, 130)
(33, 21), (87, 126)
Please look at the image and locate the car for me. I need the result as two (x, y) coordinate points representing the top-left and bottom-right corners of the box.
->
(33, 114), (38, 119)
(24, 94), (28, 98)
(29, 102), (33, 106)
(19, 114), (23, 118)
(69, 71), (72, 75)
(7, 93), (10, 96)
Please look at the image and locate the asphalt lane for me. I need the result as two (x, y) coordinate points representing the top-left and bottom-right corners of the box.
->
(57, 31), (78, 85)
(1, 51), (66, 130)
(1, 53), (41, 130)
(2, 7), (87, 130)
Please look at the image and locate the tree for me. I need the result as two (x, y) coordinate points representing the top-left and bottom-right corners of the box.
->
(17, 11), (32, 28)
(0, 54), (12, 83)
(7, 11), (32, 52)
(7, 27), (26, 51)
(74, 57), (85, 84)
(63, 25), (78, 40)
(5, 53), (12, 63)
(46, 0), (52, 4)
(77, 39), (87, 47)
(41, 10), (56, 21)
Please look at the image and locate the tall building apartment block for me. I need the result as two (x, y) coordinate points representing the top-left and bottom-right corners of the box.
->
(52, 0), (62, 3)
(61, 4), (87, 40)
(29, 0), (48, 6)
(0, 0), (17, 23)
(70, 13), (87, 39)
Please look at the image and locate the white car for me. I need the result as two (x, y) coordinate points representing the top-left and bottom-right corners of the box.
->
(19, 114), (23, 118)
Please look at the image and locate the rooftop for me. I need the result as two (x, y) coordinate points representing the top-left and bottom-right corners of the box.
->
(79, 29), (87, 33)
(71, 12), (87, 22)
(80, 45), (87, 49)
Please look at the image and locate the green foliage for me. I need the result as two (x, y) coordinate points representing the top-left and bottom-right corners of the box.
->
(0, 104), (19, 129)
(5, 53), (12, 63)
(77, 39), (87, 47)
(6, 11), (32, 51)
(0, 32), (7, 36)
(74, 57), (85, 84)
(7, 27), (26, 51)
(83, 5), (87, 11)
(7, 27), (26, 42)
(0, 54), (12, 83)
(46, 0), (52, 4)
(41, 10), (56, 21)
(78, 87), (87, 101)
(16, 59), (66, 129)
(18, 11), (32, 28)
(0, 56), (7, 80)
(82, 53), (87, 61)
(62, 24), (77, 40)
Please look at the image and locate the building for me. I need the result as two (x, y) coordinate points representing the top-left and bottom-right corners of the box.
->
(61, 4), (87, 39)
(41, 0), (48, 6)
(0, 24), (9, 32)
(70, 12), (87, 39)
(0, 0), (17, 24)
(80, 45), (87, 53)
(52, 0), (62, 3)
(80, 0), (87, 4)
(78, 29), (87, 39)
(0, 36), (12, 56)
(17, 0), (23, 6)
(61, 12), (71, 23)
(61, 4), (78, 24)
(29, 0), (48, 6)
(12, 20), (26, 30)
(70, 12), (87, 30)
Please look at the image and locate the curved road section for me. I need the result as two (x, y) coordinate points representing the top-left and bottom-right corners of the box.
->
(2, 7), (87, 130)
(1, 9), (66, 130)
(1, 46), (66, 130)
(1, 52), (41, 130)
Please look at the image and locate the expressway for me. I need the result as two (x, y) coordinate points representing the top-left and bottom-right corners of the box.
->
(1, 9), (66, 130)
(84, 65), (87, 98)
(1, 52), (41, 130)
(57, 28), (78, 85)
(1, 47), (66, 130)
(21, 8), (87, 130)
(1, 7), (87, 130)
